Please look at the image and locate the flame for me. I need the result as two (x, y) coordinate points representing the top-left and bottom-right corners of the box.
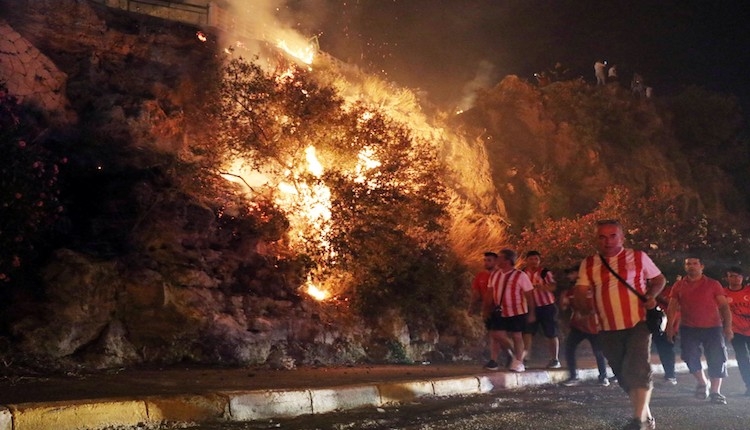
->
(305, 146), (324, 178)
(196, 31), (207, 42)
(305, 280), (330, 301)
(276, 39), (315, 65)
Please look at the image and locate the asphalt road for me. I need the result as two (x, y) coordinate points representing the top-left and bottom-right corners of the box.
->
(176, 369), (749, 430)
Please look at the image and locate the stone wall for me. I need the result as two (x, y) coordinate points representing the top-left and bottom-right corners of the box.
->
(0, 20), (72, 121)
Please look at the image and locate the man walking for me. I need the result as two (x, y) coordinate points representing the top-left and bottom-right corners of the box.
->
(666, 257), (732, 405)
(726, 266), (750, 396)
(574, 220), (665, 430)
(487, 248), (536, 372)
(469, 252), (501, 370)
(522, 251), (561, 368)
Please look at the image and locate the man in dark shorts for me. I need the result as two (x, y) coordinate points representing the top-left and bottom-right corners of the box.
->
(726, 266), (750, 396)
(486, 249), (536, 372)
(469, 252), (500, 370)
(666, 257), (733, 404)
(574, 220), (665, 430)
(522, 250), (561, 368)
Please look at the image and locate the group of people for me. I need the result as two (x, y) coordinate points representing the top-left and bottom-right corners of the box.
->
(469, 219), (750, 430)
(594, 60), (652, 98)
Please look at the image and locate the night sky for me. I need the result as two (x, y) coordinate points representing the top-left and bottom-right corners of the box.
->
(292, 0), (750, 112)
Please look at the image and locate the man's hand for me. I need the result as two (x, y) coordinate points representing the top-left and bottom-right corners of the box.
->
(527, 311), (537, 324)
(665, 325), (677, 344)
(724, 327), (734, 342)
(644, 295), (657, 310)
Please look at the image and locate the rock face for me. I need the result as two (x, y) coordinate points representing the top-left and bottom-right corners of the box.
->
(0, 20), (72, 121)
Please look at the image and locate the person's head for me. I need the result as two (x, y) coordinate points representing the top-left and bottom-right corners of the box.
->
(497, 248), (517, 270)
(596, 219), (624, 257)
(684, 257), (704, 278)
(482, 252), (498, 271)
(525, 251), (541, 269)
(727, 266), (744, 288)
(565, 265), (580, 283)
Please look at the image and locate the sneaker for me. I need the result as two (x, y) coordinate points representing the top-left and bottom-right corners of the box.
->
(547, 359), (562, 369)
(509, 359), (525, 372)
(624, 417), (656, 430)
(484, 360), (499, 371)
(599, 377), (611, 387)
(695, 384), (709, 400)
(709, 392), (727, 405)
(665, 377), (677, 386)
(562, 377), (581, 387)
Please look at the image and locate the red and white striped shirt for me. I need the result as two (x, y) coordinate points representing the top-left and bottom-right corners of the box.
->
(524, 268), (556, 307)
(488, 268), (534, 317)
(578, 249), (661, 331)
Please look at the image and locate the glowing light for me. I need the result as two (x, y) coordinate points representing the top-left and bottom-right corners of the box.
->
(277, 39), (315, 65)
(305, 280), (330, 301)
(305, 146), (324, 177)
(196, 31), (207, 42)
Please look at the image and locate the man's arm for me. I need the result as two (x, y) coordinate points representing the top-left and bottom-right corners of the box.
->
(542, 271), (557, 293)
(665, 297), (680, 343)
(525, 290), (536, 323)
(644, 274), (666, 310)
(717, 295), (734, 341)
(573, 284), (593, 315)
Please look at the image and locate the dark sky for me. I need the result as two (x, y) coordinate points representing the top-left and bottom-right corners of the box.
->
(291, 0), (750, 111)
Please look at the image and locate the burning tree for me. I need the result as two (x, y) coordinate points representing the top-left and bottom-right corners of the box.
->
(214, 58), (463, 324)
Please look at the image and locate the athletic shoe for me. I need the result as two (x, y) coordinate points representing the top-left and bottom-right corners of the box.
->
(695, 384), (709, 400)
(624, 417), (656, 430)
(547, 359), (562, 369)
(509, 359), (525, 372)
(709, 392), (727, 405)
(562, 377), (581, 387)
(599, 377), (611, 387)
(665, 377), (677, 386)
(484, 360), (499, 371)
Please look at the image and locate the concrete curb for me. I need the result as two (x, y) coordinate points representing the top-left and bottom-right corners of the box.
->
(0, 360), (739, 430)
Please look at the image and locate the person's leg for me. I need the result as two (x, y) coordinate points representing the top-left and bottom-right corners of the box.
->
(702, 327), (728, 395)
(621, 323), (653, 422)
(598, 330), (627, 392)
(680, 327), (708, 388)
(539, 304), (560, 364)
(588, 332), (609, 380)
(565, 327), (586, 379)
(653, 331), (676, 379)
(731, 334), (750, 389)
(511, 331), (525, 361)
(522, 310), (538, 362)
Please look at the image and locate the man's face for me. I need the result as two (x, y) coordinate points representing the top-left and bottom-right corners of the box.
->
(597, 224), (624, 257)
(526, 255), (541, 268)
(684, 258), (704, 277)
(727, 272), (744, 287)
(483, 256), (497, 271)
(497, 254), (511, 269)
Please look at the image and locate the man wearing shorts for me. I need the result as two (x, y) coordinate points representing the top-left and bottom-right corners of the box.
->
(486, 248), (536, 372)
(667, 257), (733, 404)
(726, 266), (750, 396)
(522, 250), (561, 368)
(575, 220), (665, 430)
(469, 252), (500, 370)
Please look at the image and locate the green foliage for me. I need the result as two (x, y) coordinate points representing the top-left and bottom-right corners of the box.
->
(0, 84), (65, 284)
(217, 58), (463, 325)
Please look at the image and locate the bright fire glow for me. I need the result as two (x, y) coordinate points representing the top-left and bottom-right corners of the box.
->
(305, 280), (330, 301)
(196, 31), (207, 42)
(276, 39), (315, 65)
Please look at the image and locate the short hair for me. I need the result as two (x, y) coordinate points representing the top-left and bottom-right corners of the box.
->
(596, 219), (621, 227)
(499, 248), (517, 265)
(526, 250), (541, 258)
(685, 256), (703, 263)
(564, 265), (580, 274)
(483, 251), (498, 258)
(727, 266), (743, 275)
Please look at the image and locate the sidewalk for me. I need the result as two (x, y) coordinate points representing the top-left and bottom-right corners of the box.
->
(0, 356), (737, 430)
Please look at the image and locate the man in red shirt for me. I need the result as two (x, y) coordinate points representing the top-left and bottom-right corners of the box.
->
(522, 250), (561, 369)
(469, 252), (500, 370)
(666, 257), (733, 405)
(575, 220), (665, 430)
(725, 266), (750, 396)
(486, 248), (536, 372)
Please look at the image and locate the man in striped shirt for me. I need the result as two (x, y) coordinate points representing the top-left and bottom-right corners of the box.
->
(522, 250), (561, 368)
(486, 248), (536, 372)
(574, 220), (665, 430)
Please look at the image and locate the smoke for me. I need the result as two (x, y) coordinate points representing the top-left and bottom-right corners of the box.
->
(455, 60), (496, 112)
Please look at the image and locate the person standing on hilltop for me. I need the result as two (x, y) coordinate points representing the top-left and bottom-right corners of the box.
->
(725, 266), (750, 396)
(594, 60), (607, 85)
(574, 219), (665, 430)
(522, 251), (561, 369)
